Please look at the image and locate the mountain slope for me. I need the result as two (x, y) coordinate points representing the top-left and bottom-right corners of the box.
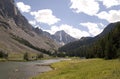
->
(85, 22), (120, 59)
(0, 0), (59, 55)
(33, 28), (77, 45)
(51, 30), (77, 45)
(59, 22), (119, 56)
(95, 23), (116, 39)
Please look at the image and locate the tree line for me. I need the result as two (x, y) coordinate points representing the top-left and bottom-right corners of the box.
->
(58, 22), (120, 59)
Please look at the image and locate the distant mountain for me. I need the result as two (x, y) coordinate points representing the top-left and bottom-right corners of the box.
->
(51, 30), (77, 45)
(33, 27), (77, 45)
(0, 0), (59, 55)
(59, 36), (93, 52)
(59, 22), (118, 54)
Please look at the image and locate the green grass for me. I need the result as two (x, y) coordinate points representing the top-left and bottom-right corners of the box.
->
(7, 53), (24, 61)
(0, 53), (37, 61)
(0, 58), (6, 62)
(32, 59), (120, 79)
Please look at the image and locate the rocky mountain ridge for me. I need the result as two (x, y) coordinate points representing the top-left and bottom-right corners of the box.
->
(33, 27), (77, 45)
(0, 0), (59, 55)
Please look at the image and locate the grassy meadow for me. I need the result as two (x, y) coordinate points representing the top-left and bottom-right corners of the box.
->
(32, 58), (120, 79)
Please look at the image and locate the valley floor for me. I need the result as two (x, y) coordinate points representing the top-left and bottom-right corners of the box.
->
(32, 58), (120, 79)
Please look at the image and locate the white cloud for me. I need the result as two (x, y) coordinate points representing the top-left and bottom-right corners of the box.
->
(30, 9), (61, 25)
(70, 0), (99, 16)
(34, 25), (41, 29)
(98, 0), (120, 8)
(29, 20), (36, 26)
(96, 10), (120, 23)
(45, 24), (90, 39)
(80, 22), (103, 36)
(16, 2), (31, 13)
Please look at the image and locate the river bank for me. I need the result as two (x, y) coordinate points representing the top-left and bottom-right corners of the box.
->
(0, 58), (64, 79)
(32, 59), (120, 79)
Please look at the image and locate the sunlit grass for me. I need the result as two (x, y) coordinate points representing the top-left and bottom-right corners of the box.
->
(0, 58), (6, 61)
(32, 59), (120, 79)
(2, 53), (37, 61)
(7, 53), (24, 61)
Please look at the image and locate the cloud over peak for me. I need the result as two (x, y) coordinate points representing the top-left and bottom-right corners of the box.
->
(16, 2), (31, 13)
(29, 20), (36, 26)
(80, 22), (103, 36)
(45, 24), (90, 39)
(30, 9), (61, 25)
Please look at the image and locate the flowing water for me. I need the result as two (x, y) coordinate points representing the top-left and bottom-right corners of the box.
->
(0, 59), (62, 79)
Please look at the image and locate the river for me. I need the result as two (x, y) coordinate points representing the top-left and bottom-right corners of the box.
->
(0, 59), (63, 79)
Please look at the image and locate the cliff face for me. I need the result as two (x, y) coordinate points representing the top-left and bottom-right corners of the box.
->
(52, 30), (77, 45)
(0, 0), (33, 30)
(0, 0), (59, 54)
(0, 0), (17, 18)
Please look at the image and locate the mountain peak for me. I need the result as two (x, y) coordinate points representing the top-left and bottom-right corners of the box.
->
(53, 30), (77, 45)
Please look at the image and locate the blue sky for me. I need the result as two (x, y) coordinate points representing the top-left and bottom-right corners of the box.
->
(15, 0), (120, 39)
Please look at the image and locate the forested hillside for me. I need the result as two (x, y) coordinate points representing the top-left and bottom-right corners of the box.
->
(59, 22), (120, 59)
(87, 22), (120, 59)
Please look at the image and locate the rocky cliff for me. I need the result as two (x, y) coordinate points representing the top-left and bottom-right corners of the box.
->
(0, 0), (59, 54)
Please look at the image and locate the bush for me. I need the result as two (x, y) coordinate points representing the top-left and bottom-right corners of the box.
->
(24, 52), (29, 61)
(37, 53), (44, 59)
(0, 50), (8, 59)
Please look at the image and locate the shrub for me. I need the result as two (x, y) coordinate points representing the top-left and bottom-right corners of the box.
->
(24, 52), (29, 61)
(0, 50), (8, 59)
(37, 53), (44, 59)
